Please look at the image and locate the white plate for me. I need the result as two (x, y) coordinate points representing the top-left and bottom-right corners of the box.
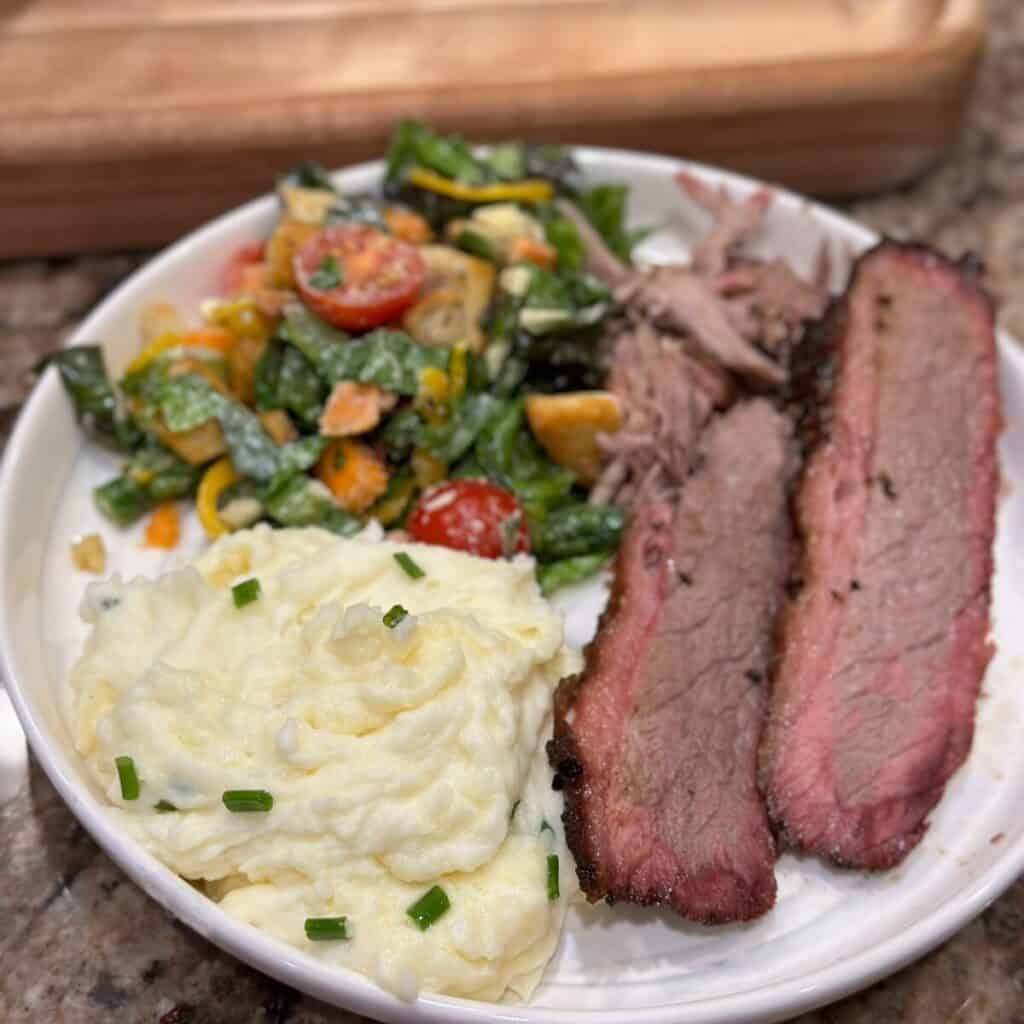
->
(3, 149), (1024, 1024)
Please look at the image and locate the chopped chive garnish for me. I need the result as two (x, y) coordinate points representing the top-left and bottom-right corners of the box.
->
(115, 756), (140, 801)
(222, 789), (274, 813)
(383, 603), (408, 629)
(309, 254), (343, 291)
(546, 854), (560, 901)
(509, 799), (521, 822)
(540, 819), (554, 837)
(304, 916), (349, 941)
(406, 885), (450, 931)
(393, 552), (425, 580)
(232, 578), (261, 608)
(154, 800), (178, 813)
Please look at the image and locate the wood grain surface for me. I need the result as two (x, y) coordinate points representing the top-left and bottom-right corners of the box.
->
(0, 0), (987, 256)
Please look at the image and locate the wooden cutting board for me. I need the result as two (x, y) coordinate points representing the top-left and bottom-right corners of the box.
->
(0, 0), (987, 257)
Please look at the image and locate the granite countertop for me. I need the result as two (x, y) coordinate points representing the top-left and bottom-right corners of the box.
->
(2, 4), (1024, 1021)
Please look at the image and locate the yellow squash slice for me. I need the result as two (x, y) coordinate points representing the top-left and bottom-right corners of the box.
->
(526, 392), (623, 486)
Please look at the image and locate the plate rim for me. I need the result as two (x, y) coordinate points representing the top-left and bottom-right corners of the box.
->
(3, 146), (1023, 1024)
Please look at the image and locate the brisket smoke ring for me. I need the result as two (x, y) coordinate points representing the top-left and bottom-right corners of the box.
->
(552, 170), (1001, 923)
(550, 401), (794, 923)
(760, 242), (1000, 870)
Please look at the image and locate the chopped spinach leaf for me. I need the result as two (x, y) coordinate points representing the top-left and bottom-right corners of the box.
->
(420, 393), (505, 463)
(386, 120), (489, 187)
(280, 306), (446, 396)
(253, 343), (284, 412)
(576, 184), (647, 262)
(518, 267), (612, 337)
(255, 343), (325, 426)
(540, 212), (585, 272)
(278, 161), (338, 193)
(450, 452), (485, 480)
(379, 406), (423, 462)
(129, 444), (202, 502)
(43, 346), (141, 451)
(263, 474), (361, 536)
(278, 435), (328, 475)
(325, 194), (390, 232)
(483, 142), (527, 181)
(277, 347), (326, 425)
(386, 123), (581, 194)
(523, 143), (582, 194)
(156, 374), (280, 482)
(474, 399), (575, 522)
(383, 123), (582, 226)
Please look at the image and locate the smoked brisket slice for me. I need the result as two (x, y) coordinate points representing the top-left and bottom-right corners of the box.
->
(760, 241), (1001, 869)
(550, 400), (794, 923)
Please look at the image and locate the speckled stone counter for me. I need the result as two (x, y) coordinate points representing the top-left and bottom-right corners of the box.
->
(2, 4), (1024, 1021)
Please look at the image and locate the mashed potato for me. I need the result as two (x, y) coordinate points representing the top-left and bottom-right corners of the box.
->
(71, 525), (581, 1001)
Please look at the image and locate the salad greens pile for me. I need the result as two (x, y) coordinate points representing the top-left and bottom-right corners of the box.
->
(46, 121), (643, 594)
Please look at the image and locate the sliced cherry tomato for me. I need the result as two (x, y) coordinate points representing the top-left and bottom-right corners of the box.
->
(222, 241), (267, 295)
(294, 224), (425, 331)
(407, 479), (531, 559)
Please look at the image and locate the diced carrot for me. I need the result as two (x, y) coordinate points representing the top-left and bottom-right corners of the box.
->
(319, 381), (389, 437)
(384, 207), (433, 245)
(508, 236), (558, 270)
(316, 439), (389, 514)
(144, 502), (181, 550)
(259, 409), (298, 446)
(126, 325), (236, 378)
(181, 327), (237, 357)
(167, 357), (233, 397)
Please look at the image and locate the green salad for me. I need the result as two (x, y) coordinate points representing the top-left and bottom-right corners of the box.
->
(46, 121), (640, 594)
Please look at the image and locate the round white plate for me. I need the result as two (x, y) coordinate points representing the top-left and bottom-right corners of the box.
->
(3, 149), (1024, 1024)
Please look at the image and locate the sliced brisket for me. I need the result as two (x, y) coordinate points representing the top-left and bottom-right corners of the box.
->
(760, 241), (1001, 869)
(550, 400), (794, 922)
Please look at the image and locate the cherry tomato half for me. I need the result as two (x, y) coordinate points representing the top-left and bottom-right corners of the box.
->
(222, 241), (266, 295)
(407, 480), (531, 559)
(294, 224), (425, 331)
